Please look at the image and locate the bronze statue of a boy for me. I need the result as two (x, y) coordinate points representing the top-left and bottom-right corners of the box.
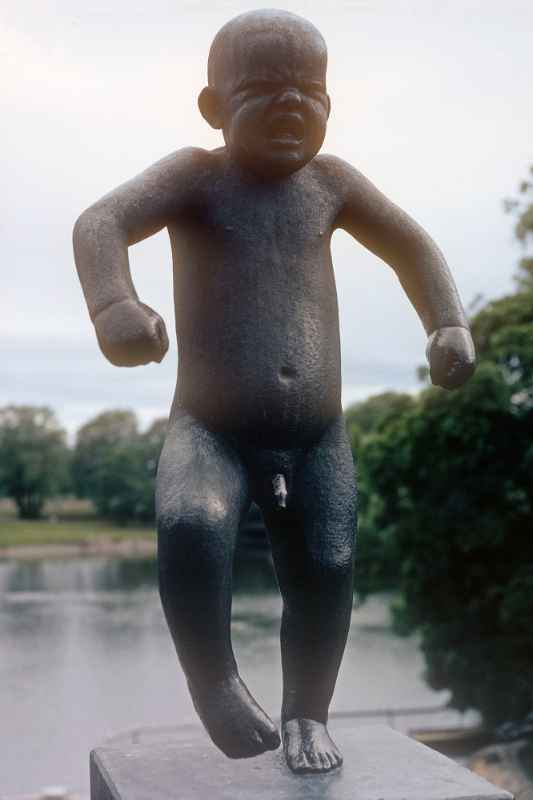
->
(74, 9), (475, 774)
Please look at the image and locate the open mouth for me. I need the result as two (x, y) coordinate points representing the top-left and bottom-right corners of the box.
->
(267, 114), (305, 145)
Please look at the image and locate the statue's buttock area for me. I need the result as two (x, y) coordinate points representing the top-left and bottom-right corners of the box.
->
(73, 8), (475, 775)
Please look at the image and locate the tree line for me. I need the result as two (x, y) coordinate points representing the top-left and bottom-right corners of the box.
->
(0, 407), (167, 524)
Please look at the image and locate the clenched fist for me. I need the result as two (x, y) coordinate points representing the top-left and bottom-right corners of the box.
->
(93, 299), (169, 367)
(426, 326), (476, 390)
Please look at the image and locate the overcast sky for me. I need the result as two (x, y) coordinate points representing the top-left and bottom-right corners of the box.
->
(2, 0), (532, 437)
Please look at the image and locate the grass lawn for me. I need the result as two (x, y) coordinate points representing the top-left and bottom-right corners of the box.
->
(0, 498), (155, 549)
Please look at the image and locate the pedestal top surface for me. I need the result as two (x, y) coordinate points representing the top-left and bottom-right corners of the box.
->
(91, 724), (513, 800)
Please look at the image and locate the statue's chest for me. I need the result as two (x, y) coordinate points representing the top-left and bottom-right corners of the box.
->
(204, 180), (333, 255)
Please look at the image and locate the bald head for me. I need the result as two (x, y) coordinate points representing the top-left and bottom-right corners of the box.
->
(199, 9), (330, 178)
(207, 9), (327, 93)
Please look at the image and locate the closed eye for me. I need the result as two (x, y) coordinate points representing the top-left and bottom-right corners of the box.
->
(236, 80), (280, 96)
(235, 80), (326, 99)
(301, 81), (326, 97)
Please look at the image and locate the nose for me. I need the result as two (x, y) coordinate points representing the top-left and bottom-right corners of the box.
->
(276, 87), (302, 107)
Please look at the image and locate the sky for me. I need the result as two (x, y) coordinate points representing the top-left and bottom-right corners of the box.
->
(2, 0), (532, 438)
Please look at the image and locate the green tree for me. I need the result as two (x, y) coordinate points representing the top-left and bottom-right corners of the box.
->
(0, 406), (69, 519)
(471, 289), (533, 405)
(345, 391), (415, 441)
(72, 410), (138, 500)
(92, 439), (156, 523)
(504, 165), (533, 291)
(344, 392), (415, 596)
(73, 410), (167, 524)
(360, 169), (533, 726)
(365, 363), (533, 725)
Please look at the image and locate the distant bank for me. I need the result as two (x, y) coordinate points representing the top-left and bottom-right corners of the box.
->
(0, 501), (267, 560)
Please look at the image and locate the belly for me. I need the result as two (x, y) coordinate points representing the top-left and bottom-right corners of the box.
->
(170, 223), (342, 446)
(174, 297), (342, 447)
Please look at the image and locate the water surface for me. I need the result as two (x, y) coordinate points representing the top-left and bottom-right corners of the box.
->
(0, 556), (461, 796)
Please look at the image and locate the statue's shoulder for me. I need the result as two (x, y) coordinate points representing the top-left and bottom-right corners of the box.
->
(143, 147), (222, 208)
(154, 146), (218, 181)
(309, 154), (366, 204)
(312, 154), (362, 188)
(311, 155), (380, 218)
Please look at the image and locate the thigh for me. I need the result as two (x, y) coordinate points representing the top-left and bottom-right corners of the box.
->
(264, 416), (357, 581)
(156, 409), (249, 535)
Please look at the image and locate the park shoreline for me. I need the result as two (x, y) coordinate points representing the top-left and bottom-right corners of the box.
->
(0, 536), (157, 561)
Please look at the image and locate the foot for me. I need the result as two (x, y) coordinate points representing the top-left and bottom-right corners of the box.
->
(189, 674), (280, 759)
(282, 718), (343, 774)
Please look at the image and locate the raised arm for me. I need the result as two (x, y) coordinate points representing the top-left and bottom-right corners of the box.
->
(333, 159), (475, 389)
(73, 147), (206, 366)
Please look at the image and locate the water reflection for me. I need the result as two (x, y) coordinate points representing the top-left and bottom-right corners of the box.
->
(0, 554), (276, 595)
(234, 556), (278, 595)
(0, 556), (453, 797)
(0, 556), (158, 594)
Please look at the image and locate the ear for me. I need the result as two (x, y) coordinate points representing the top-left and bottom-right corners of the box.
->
(325, 93), (331, 119)
(198, 86), (223, 130)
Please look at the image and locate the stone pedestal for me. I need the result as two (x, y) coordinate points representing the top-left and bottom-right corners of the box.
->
(90, 724), (513, 800)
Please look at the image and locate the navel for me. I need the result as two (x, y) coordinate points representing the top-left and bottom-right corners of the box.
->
(279, 365), (297, 381)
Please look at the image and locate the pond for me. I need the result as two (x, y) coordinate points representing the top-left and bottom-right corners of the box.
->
(0, 556), (466, 797)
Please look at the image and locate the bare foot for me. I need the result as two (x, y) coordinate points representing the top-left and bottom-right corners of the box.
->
(282, 718), (343, 774)
(189, 674), (280, 759)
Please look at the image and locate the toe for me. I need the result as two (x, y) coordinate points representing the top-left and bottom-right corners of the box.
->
(286, 740), (310, 774)
(255, 708), (279, 749)
(251, 728), (265, 747)
(319, 752), (332, 771)
(293, 753), (311, 773)
(264, 727), (281, 750)
(285, 740), (301, 770)
(222, 727), (264, 759)
(306, 750), (323, 771)
(241, 738), (264, 759)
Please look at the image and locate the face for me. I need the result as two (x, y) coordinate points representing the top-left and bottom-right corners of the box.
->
(218, 30), (330, 178)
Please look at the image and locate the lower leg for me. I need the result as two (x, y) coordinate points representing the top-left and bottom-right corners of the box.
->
(279, 554), (354, 724)
(272, 523), (353, 772)
(159, 519), (279, 757)
(279, 566), (353, 773)
(157, 507), (237, 688)
(265, 417), (357, 772)
(156, 416), (280, 758)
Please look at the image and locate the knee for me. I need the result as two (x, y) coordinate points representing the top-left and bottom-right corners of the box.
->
(308, 542), (354, 584)
(157, 495), (233, 541)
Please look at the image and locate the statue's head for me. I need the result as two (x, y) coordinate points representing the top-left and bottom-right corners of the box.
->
(199, 9), (330, 179)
